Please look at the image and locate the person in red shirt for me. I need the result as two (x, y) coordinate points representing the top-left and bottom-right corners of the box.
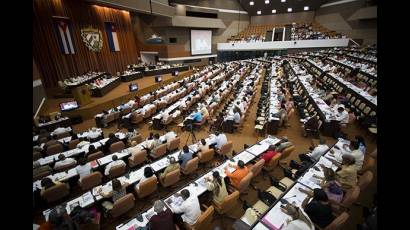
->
(261, 145), (279, 165)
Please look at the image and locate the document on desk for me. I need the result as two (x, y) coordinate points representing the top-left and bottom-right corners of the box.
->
(233, 151), (255, 164)
(298, 170), (322, 189)
(80, 191), (94, 207)
(246, 143), (269, 157)
(252, 222), (270, 230)
(166, 195), (184, 212)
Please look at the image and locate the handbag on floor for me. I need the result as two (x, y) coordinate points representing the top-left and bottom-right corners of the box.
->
(257, 188), (277, 206)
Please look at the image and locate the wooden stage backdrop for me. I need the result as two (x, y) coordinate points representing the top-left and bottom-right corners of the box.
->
(42, 70), (193, 120)
(33, 0), (139, 89)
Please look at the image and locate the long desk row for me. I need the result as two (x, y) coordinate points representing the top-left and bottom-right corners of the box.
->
(115, 136), (282, 230)
(305, 59), (377, 110)
(250, 138), (348, 230)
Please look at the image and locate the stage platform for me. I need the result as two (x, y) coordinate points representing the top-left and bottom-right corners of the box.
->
(41, 70), (193, 120)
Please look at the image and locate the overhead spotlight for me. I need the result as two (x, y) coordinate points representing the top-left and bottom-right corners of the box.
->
(281, 0), (286, 2)
(250, 1), (254, 6)
(272, 9), (276, 14)
(257, 10), (261, 15)
(265, 0), (270, 4)
(287, 8), (292, 12)
(304, 6), (309, 11)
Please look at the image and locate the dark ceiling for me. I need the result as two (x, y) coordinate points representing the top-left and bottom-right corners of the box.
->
(238, 0), (330, 16)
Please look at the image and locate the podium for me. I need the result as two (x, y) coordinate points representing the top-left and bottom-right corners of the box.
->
(72, 85), (92, 106)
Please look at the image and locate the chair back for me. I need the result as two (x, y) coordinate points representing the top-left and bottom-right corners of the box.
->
(151, 143), (167, 159)
(46, 144), (64, 156)
(324, 212), (349, 230)
(105, 113), (115, 123)
(357, 171), (373, 191)
(359, 157), (375, 174)
(42, 183), (70, 203)
(219, 141), (233, 156)
(54, 161), (77, 172)
(237, 172), (254, 193)
(136, 176), (158, 198)
(68, 139), (80, 150)
(167, 137), (181, 152)
(182, 157), (199, 175)
(111, 193), (135, 218)
(131, 113), (143, 124)
(87, 151), (104, 162)
(130, 134), (143, 145)
(190, 206), (215, 230)
(33, 169), (52, 181)
(80, 172), (103, 191)
(251, 159), (265, 178)
(108, 164), (126, 179)
(33, 151), (42, 161)
(264, 153), (281, 171)
(128, 149), (147, 168)
(280, 145), (295, 160)
(161, 168), (180, 187)
(55, 131), (71, 139)
(341, 186), (360, 208)
(110, 141), (125, 154)
(199, 149), (214, 163)
(214, 191), (240, 214)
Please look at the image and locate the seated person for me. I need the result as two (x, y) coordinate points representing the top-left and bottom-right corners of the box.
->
(103, 133), (120, 152)
(99, 178), (129, 210)
(199, 139), (210, 153)
(160, 157), (180, 182)
(75, 157), (92, 182)
(224, 160), (249, 189)
(40, 177), (62, 197)
(54, 154), (77, 170)
(233, 108), (241, 125)
(326, 154), (357, 191)
(299, 188), (335, 228)
(43, 135), (63, 151)
(192, 109), (203, 123)
(316, 168), (344, 203)
(87, 145), (98, 156)
(281, 203), (315, 230)
(104, 155), (126, 176)
(301, 116), (319, 137)
(69, 206), (99, 229)
(335, 105), (349, 127)
(148, 200), (176, 230)
(170, 189), (201, 227)
(53, 125), (68, 136)
(135, 167), (156, 191)
(178, 145), (194, 169)
(348, 140), (364, 171)
(125, 127), (139, 141)
(76, 137), (90, 149)
(214, 131), (228, 150)
(275, 137), (293, 152)
(200, 104), (209, 118)
(260, 145), (279, 165)
(205, 171), (228, 206)
(299, 138), (329, 162)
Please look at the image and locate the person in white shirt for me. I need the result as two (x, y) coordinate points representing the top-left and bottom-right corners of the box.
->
(347, 140), (364, 171)
(235, 101), (245, 114)
(75, 157), (92, 181)
(54, 154), (77, 170)
(164, 131), (177, 142)
(281, 204), (315, 230)
(170, 189), (201, 226)
(87, 127), (101, 140)
(104, 155), (126, 176)
(76, 138), (90, 149)
(53, 126), (68, 136)
(135, 167), (156, 191)
(335, 105), (349, 126)
(200, 104), (209, 118)
(233, 108), (241, 124)
(214, 131), (228, 149)
(301, 139), (329, 162)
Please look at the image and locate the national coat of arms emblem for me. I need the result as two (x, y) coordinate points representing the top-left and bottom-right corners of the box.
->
(80, 27), (103, 52)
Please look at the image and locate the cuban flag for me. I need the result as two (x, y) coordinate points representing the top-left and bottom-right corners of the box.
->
(105, 22), (120, 52)
(53, 17), (75, 54)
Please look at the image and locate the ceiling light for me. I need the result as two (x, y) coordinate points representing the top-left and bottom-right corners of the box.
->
(281, 0), (286, 2)
(304, 6), (309, 11)
(272, 9), (276, 13)
(250, 1), (254, 6)
(257, 10), (261, 15)
(287, 8), (292, 12)
(265, 0), (270, 4)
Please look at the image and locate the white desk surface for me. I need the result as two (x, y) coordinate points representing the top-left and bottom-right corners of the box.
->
(43, 191), (94, 220)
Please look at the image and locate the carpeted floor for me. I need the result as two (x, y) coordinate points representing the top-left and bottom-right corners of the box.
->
(33, 67), (377, 230)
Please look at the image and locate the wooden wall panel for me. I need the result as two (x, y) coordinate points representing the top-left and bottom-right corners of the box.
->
(33, 0), (139, 88)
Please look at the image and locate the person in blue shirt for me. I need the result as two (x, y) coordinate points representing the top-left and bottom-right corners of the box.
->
(192, 110), (203, 123)
(178, 145), (194, 168)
